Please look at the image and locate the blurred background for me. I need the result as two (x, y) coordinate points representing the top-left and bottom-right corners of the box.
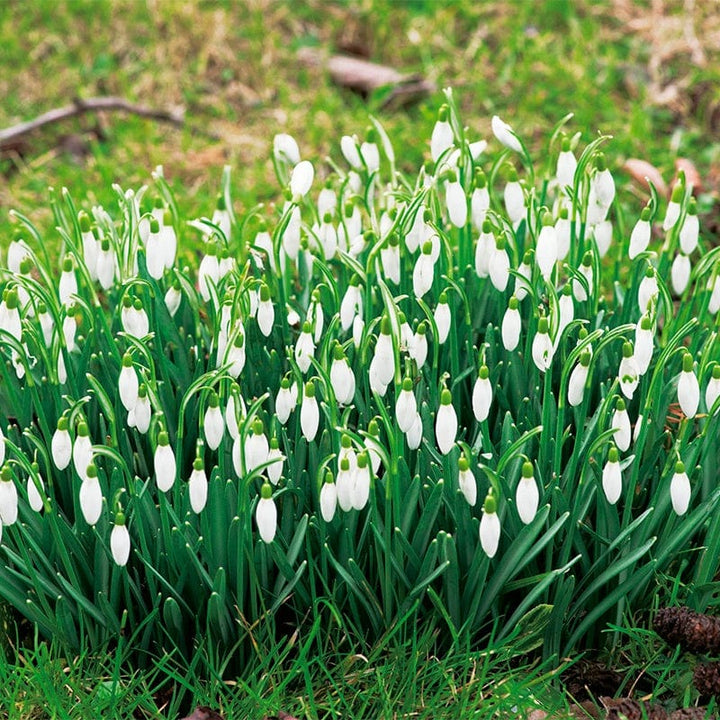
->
(0, 0), (718, 246)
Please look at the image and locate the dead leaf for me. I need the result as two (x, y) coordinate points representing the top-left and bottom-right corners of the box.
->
(180, 707), (225, 720)
(622, 158), (668, 198)
(674, 158), (703, 194)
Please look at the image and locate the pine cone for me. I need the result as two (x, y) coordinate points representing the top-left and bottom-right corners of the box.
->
(655, 607), (720, 655)
(694, 661), (720, 698)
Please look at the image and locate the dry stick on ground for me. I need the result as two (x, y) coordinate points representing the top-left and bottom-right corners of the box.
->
(0, 96), (185, 151)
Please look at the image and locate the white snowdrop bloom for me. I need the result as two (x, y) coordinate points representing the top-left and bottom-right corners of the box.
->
(555, 208), (571, 262)
(395, 377), (418, 433)
(231, 435), (243, 477)
(618, 342), (639, 400)
(256, 285), (274, 337)
(330, 345), (356, 406)
(37, 302), (54, 347)
(489, 236), (510, 292)
(671, 253), (691, 295)
(457, 457), (477, 506)
(338, 434), (357, 474)
(431, 105), (454, 162)
(679, 198), (699, 255)
(273, 133), (301, 166)
(677, 353), (700, 419)
(62, 307), (78, 352)
(413, 241), (435, 298)
(211, 197), (232, 243)
(556, 286), (574, 344)
(372, 317), (395, 388)
(352, 452), (371, 511)
(705, 366), (720, 413)
(398, 312), (414, 353)
(634, 315), (654, 376)
(282, 204), (302, 262)
(110, 515), (131, 566)
(52, 417), (72, 470)
(531, 317), (554, 372)
(79, 463), (102, 526)
(7, 235), (31, 275)
(709, 275), (720, 315)
(568, 350), (591, 407)
(160, 210), (177, 270)
(406, 411), (423, 450)
(633, 414), (644, 445)
(670, 461), (691, 516)
(341, 134), (362, 169)
(435, 389), (457, 455)
(535, 214), (558, 281)
(491, 115), (523, 153)
(96, 237), (116, 290)
(663, 183), (683, 231)
(471, 171), (490, 230)
(516, 461), (539, 524)
(504, 169), (525, 225)
(411, 322), (429, 369)
(628, 207), (652, 259)
(132, 385), (151, 434)
(556, 139), (577, 187)
(360, 135), (380, 174)
(295, 321), (315, 375)
(59, 255), (78, 306)
(340, 279), (363, 332)
(78, 213), (98, 281)
(164, 278), (182, 317)
(514, 250), (534, 301)
(364, 420), (383, 475)
(198, 244), (220, 303)
(266, 438), (284, 486)
(227, 333), (246, 379)
(405, 205), (428, 254)
(300, 382), (320, 442)
(73, 422), (93, 481)
(611, 398), (631, 452)
(593, 220), (612, 258)
(0, 289), (22, 342)
(469, 139), (487, 159)
(479, 491), (501, 558)
(320, 472), (338, 522)
(218, 248), (235, 280)
(434, 293), (452, 344)
(118, 353), (139, 412)
(502, 297), (522, 351)
(637, 266), (659, 313)
(381, 234), (401, 285)
(445, 174), (467, 228)
(336, 457), (354, 512)
(475, 220), (495, 279)
(472, 365), (492, 422)
(602, 446), (622, 505)
(203, 393), (224, 450)
(244, 419), (269, 473)
(254, 224), (275, 272)
(0, 426), (4, 467)
(0, 467), (18, 526)
(290, 160), (314, 199)
(256, 483), (277, 543)
(317, 212), (338, 260)
(591, 155), (616, 211)
(129, 299), (149, 338)
(27, 463), (44, 513)
(188, 457), (208, 515)
(369, 356), (390, 397)
(154, 431), (176, 492)
(145, 217), (165, 280)
(275, 378), (296, 425)
(56, 351), (67, 384)
(573, 252), (594, 302)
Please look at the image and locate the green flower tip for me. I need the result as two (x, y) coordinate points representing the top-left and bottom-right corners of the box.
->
(234, 333), (244, 348)
(712, 366), (720, 380)
(580, 350), (591, 367)
(622, 342), (633, 358)
(595, 153), (607, 172)
(280, 377), (291, 390)
(37, 301), (47, 314)
(259, 284), (270, 302)
(163, 209), (173, 225)
(57, 416), (68, 431)
(402, 376), (414, 392)
(333, 343), (345, 361)
(270, 437), (279, 450)
(458, 457), (469, 472)
(483, 491), (497, 514)
(616, 398), (626, 411)
(421, 240), (433, 255)
(79, 213), (91, 232)
(158, 431), (169, 446)
(122, 353), (133, 367)
(77, 422), (89, 437)
(479, 365), (489, 380)
(507, 167), (519, 182)
(675, 461), (685, 474)
(344, 201), (354, 217)
(537, 317), (549, 334)
(559, 207), (569, 220)
(522, 461), (534, 478)
(423, 208), (433, 222)
(388, 233), (399, 247)
(340, 433), (352, 449)
(364, 229), (377, 243)
(608, 446), (619, 463)
(640, 315), (652, 330)
(357, 451), (368, 468)
(340, 457), (350, 471)
(62, 255), (74, 272)
(115, 512), (126, 526)
(437, 104), (449, 122)
(1, 466), (11, 482)
(578, 327), (589, 339)
(474, 168), (487, 188)
(541, 211), (554, 227)
(5, 289), (18, 310)
(150, 217), (160, 234)
(349, 274), (360, 287)
(301, 321), (313, 335)
(438, 291), (448, 304)
(687, 197), (697, 215)
(304, 381), (315, 398)
(31, 461), (39, 473)
(523, 248), (534, 263)
(322, 212), (332, 224)
(670, 183), (684, 202)
(644, 266), (654, 278)
(582, 251), (593, 266)
(368, 418), (379, 436)
(508, 296), (519, 310)
(101, 238), (111, 251)
(19, 256), (32, 274)
(380, 315), (392, 335)
(216, 195), (226, 211)
(561, 136), (571, 152)
(640, 207), (652, 222)
(398, 311), (407, 324)
(208, 391), (219, 407)
(153, 197), (164, 209)
(138, 383), (147, 398)
(324, 469), (334, 484)
(482, 219), (493, 234)
(682, 353), (694, 373)
(193, 457), (204, 471)
(86, 462), (97, 478)
(562, 284), (572, 297)
(253, 418), (264, 435)
(122, 295), (133, 308)
(440, 388), (452, 405)
(495, 235), (506, 250)
(260, 483), (273, 499)
(417, 320), (427, 335)
(365, 127), (378, 143)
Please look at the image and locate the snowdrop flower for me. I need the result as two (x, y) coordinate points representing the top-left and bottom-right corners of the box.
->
(411, 321), (429, 369)
(435, 389), (457, 455)
(202, 392), (224, 450)
(0, 426), (4, 468)
(431, 104), (454, 162)
(273, 133), (301, 166)
(587, 154), (615, 223)
(602, 445), (622, 505)
(198, 243), (220, 303)
(705, 366), (720, 413)
(637, 266), (659, 313)
(245, 419), (269, 472)
(489, 236), (510, 292)
(37, 302), (54, 347)
(663, 182), (683, 231)
(709, 275), (720, 315)
(471, 170), (490, 230)
(457, 457), (477, 506)
(352, 452), (371, 510)
(130, 384), (151, 434)
(340, 277), (363, 332)
(516, 461), (539, 524)
(78, 212), (98, 281)
(183, 456), (207, 513)
(256, 483), (277, 543)
(364, 419), (383, 475)
(256, 284), (274, 337)
(618, 342), (639, 400)
(472, 365), (492, 422)
(671, 253), (691, 295)
(395, 377), (418, 433)
(295, 321), (315, 375)
(679, 198), (699, 255)
(1, 289), (21, 342)
(532, 317), (554, 372)
(568, 350), (591, 407)
(154, 431), (176, 492)
(336, 457), (354, 512)
(573, 252), (594, 302)
(677, 352), (699, 419)
(628, 207), (652, 259)
(504, 167), (525, 225)
(317, 212), (338, 261)
(289, 160), (314, 200)
(556, 285), (574, 344)
(227, 332), (246, 379)
(475, 220), (495, 279)
(514, 249), (534, 301)
(341, 135), (362, 170)
(211, 196), (232, 242)
(59, 255), (78, 306)
(275, 378), (296, 425)
(413, 241), (435, 299)
(161, 210), (177, 270)
(267, 438), (284, 486)
(369, 316), (395, 392)
(406, 411), (423, 450)
(670, 461), (691, 516)
(492, 115), (523, 153)
(434, 292), (451, 344)
(282, 204), (302, 262)
(611, 398), (631, 452)
(300, 382), (319, 442)
(320, 471), (338, 522)
(27, 463), (44, 513)
(164, 277), (182, 317)
(145, 217), (165, 280)
(330, 344), (356, 406)
(52, 417), (72, 470)
(634, 315), (654, 376)
(397, 311), (414, 352)
(96, 237), (116, 290)
(360, 128), (380, 174)
(79, 462), (102, 526)
(118, 353), (139, 412)
(445, 172), (467, 228)
(535, 213), (558, 282)
(0, 466), (18, 526)
(556, 136), (577, 187)
(381, 234), (401, 285)
(502, 297), (521, 352)
(110, 513), (131, 566)
(593, 220), (613, 258)
(479, 490), (501, 558)
(73, 422), (93, 481)
(555, 207), (571, 262)
(7, 234), (31, 275)
(62, 303), (78, 352)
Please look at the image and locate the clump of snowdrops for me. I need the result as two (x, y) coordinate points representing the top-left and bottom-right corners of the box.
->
(0, 89), (718, 663)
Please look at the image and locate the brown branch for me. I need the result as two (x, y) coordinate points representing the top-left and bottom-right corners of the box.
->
(0, 96), (184, 149)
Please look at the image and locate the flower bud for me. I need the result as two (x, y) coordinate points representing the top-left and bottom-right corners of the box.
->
(458, 457), (477, 506)
(670, 461), (691, 515)
(501, 296), (521, 351)
(320, 470), (338, 522)
(189, 457), (208, 514)
(677, 352), (699, 419)
(435, 389), (457, 455)
(256, 483), (277, 543)
(516, 461), (539, 524)
(602, 445), (622, 504)
(300, 382), (319, 442)
(0, 465), (18, 526)
(472, 365), (492, 422)
(111, 513), (131, 566)
(480, 490), (501, 558)
(154, 431), (176, 492)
